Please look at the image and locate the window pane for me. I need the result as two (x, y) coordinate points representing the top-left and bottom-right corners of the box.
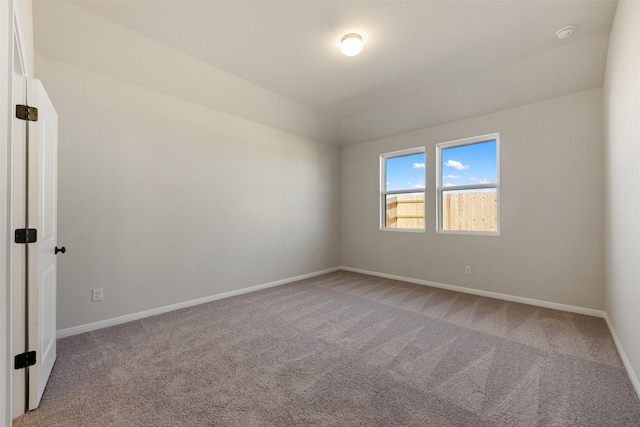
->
(386, 193), (424, 229)
(441, 140), (496, 187)
(386, 153), (426, 191)
(441, 189), (497, 231)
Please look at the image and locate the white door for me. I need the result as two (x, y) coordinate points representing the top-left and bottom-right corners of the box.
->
(27, 79), (58, 409)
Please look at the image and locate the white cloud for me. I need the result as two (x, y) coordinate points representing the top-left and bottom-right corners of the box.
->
(470, 177), (490, 184)
(443, 174), (460, 179)
(444, 183), (455, 187)
(444, 159), (469, 170)
(413, 163), (425, 169)
(413, 183), (425, 189)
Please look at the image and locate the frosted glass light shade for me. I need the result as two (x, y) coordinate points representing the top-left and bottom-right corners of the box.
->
(340, 34), (363, 56)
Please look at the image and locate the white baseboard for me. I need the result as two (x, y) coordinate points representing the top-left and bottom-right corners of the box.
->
(604, 313), (640, 400)
(58, 265), (605, 336)
(339, 266), (606, 318)
(56, 267), (340, 339)
(56, 265), (640, 401)
(342, 267), (640, 400)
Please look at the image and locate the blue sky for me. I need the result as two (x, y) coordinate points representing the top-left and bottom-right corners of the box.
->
(441, 140), (497, 187)
(385, 153), (426, 191)
(385, 140), (496, 191)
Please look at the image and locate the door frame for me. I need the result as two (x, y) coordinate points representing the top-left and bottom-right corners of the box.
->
(0, 0), (15, 425)
(11, 23), (28, 418)
(2, 0), (31, 422)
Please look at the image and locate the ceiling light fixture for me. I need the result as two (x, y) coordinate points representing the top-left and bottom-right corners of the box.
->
(340, 33), (363, 57)
(556, 25), (575, 39)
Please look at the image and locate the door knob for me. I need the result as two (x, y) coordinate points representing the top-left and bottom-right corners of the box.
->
(55, 246), (66, 254)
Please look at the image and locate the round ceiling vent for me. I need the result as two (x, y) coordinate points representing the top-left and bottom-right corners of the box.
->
(556, 26), (575, 39)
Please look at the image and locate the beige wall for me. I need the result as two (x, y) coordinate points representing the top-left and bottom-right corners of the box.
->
(604, 0), (640, 394)
(35, 55), (340, 330)
(341, 88), (604, 310)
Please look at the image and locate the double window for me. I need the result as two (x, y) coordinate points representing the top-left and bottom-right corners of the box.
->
(380, 133), (499, 235)
(380, 147), (426, 231)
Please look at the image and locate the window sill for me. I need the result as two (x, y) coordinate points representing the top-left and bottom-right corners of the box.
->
(437, 230), (500, 237)
(381, 228), (426, 233)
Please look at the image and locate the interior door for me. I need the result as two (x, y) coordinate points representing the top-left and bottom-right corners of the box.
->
(27, 79), (58, 409)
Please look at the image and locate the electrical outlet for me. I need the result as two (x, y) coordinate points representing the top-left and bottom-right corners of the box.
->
(92, 288), (103, 302)
(465, 266), (472, 275)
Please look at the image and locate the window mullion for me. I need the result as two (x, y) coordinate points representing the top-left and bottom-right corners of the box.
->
(437, 183), (496, 192)
(385, 188), (425, 196)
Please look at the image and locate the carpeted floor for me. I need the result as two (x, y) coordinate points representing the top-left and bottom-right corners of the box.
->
(15, 271), (640, 426)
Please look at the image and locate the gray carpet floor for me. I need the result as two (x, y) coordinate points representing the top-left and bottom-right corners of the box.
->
(15, 271), (640, 426)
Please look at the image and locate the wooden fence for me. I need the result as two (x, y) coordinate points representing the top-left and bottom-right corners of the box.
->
(442, 191), (497, 231)
(386, 192), (497, 231)
(386, 195), (425, 229)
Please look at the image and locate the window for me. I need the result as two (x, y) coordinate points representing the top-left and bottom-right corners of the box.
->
(437, 134), (499, 235)
(381, 147), (426, 231)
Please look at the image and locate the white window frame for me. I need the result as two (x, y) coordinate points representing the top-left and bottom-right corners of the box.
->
(436, 133), (500, 236)
(380, 147), (426, 233)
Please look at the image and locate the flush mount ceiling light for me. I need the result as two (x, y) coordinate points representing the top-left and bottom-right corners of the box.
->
(340, 33), (363, 56)
(556, 25), (575, 39)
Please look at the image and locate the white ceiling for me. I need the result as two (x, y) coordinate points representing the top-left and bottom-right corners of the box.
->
(34, 1), (617, 145)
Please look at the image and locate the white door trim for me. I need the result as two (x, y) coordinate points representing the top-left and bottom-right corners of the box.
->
(0, 0), (15, 424)
(7, 0), (30, 420)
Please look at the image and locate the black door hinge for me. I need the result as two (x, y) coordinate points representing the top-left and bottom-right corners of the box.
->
(15, 228), (37, 244)
(16, 105), (38, 122)
(14, 351), (36, 369)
